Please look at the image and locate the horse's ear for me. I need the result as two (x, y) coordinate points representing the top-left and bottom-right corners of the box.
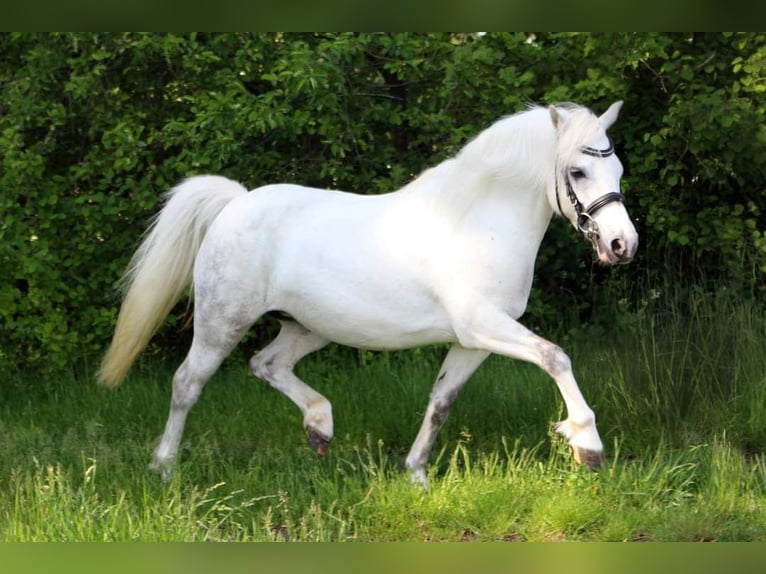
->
(549, 105), (563, 132)
(599, 100), (623, 130)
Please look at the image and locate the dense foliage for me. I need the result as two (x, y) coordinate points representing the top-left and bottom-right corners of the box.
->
(2, 32), (764, 368)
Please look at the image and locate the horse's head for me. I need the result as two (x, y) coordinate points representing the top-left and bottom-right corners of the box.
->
(549, 101), (638, 265)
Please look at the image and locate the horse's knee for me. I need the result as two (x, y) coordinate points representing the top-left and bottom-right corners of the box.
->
(539, 342), (571, 375)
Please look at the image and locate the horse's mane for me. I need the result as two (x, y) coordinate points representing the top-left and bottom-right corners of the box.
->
(398, 103), (607, 222)
(458, 103), (606, 178)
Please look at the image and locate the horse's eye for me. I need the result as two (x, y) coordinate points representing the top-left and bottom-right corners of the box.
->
(569, 168), (586, 180)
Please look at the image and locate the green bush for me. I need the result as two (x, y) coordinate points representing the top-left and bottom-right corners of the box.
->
(1, 32), (764, 369)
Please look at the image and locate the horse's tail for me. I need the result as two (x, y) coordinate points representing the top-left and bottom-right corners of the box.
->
(97, 175), (248, 387)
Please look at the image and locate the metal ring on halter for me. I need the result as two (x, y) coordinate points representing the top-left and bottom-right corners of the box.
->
(577, 212), (600, 241)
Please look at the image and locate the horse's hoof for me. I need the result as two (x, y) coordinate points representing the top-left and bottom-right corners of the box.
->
(407, 467), (429, 488)
(571, 446), (603, 470)
(306, 427), (331, 455)
(148, 460), (174, 482)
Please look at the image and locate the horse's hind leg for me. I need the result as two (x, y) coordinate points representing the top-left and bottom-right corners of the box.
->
(250, 320), (332, 453)
(150, 307), (256, 479)
(149, 337), (238, 480)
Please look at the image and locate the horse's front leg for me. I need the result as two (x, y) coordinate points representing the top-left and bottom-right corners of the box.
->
(405, 345), (489, 486)
(454, 305), (604, 469)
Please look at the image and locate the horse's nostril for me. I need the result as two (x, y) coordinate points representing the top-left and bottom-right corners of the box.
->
(611, 237), (625, 257)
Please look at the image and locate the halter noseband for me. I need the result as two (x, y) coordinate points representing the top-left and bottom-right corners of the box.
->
(555, 136), (625, 243)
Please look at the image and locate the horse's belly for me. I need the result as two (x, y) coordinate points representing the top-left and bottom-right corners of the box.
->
(275, 279), (456, 350)
(301, 314), (456, 350)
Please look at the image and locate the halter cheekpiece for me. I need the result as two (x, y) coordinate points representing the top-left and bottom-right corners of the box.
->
(555, 136), (625, 243)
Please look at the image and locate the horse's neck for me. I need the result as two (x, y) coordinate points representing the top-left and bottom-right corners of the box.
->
(399, 147), (554, 242)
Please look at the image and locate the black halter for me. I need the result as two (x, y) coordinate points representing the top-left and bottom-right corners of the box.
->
(554, 136), (625, 242)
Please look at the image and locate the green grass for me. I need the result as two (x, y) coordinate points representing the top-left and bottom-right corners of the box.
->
(0, 290), (764, 541)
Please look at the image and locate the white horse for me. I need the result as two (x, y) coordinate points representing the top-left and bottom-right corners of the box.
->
(99, 101), (637, 484)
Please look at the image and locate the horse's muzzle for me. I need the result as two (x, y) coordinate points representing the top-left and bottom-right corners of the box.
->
(598, 234), (637, 265)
